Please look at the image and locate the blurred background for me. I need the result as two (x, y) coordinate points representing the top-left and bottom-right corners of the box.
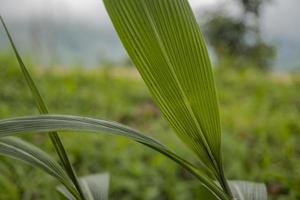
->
(1, 0), (299, 70)
(0, 0), (299, 199)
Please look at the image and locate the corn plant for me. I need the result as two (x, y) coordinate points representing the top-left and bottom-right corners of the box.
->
(0, 0), (267, 199)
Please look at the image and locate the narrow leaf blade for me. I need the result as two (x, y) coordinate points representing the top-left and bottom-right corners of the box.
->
(0, 15), (84, 199)
(0, 137), (80, 199)
(0, 115), (228, 200)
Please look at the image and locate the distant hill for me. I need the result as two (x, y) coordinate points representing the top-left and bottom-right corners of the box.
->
(0, 18), (126, 66)
(0, 16), (299, 70)
(1, 0), (299, 70)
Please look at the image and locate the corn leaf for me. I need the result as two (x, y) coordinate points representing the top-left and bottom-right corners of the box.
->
(103, 0), (222, 175)
(0, 115), (229, 200)
(58, 173), (110, 200)
(0, 137), (80, 199)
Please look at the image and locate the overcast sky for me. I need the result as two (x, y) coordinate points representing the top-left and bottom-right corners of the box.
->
(0, 0), (299, 68)
(0, 0), (217, 23)
(1, 0), (299, 40)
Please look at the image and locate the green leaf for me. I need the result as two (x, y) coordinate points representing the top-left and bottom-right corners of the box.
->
(57, 187), (76, 200)
(0, 15), (84, 199)
(103, 0), (233, 195)
(103, 0), (222, 176)
(58, 173), (110, 200)
(0, 115), (229, 200)
(228, 181), (267, 200)
(80, 173), (110, 200)
(0, 137), (80, 199)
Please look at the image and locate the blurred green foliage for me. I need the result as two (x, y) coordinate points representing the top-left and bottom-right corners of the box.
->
(203, 13), (276, 70)
(202, 0), (276, 70)
(0, 54), (299, 199)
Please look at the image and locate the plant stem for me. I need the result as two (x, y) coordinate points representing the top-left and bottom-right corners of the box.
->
(217, 160), (233, 199)
(49, 133), (85, 200)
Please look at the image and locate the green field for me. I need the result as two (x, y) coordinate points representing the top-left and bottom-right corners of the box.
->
(0, 54), (299, 199)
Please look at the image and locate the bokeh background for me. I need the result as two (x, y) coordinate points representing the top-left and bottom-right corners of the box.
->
(0, 0), (299, 199)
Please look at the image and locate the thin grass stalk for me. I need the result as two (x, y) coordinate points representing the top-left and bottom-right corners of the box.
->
(0, 16), (85, 200)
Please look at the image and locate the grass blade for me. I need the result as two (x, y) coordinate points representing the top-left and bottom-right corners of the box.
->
(0, 137), (80, 199)
(0, 115), (229, 200)
(0, 15), (85, 199)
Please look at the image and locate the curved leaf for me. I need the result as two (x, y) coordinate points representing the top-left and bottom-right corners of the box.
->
(0, 115), (229, 200)
(0, 137), (80, 199)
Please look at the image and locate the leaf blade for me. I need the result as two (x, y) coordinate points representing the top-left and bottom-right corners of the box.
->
(58, 173), (110, 200)
(229, 181), (268, 200)
(0, 15), (84, 199)
(0, 137), (80, 199)
(81, 173), (110, 200)
(0, 115), (228, 200)
(103, 0), (221, 173)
